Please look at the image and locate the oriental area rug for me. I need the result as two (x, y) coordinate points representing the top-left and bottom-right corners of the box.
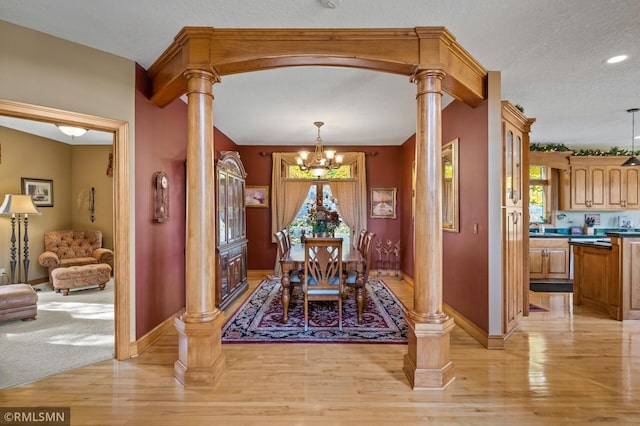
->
(222, 278), (408, 344)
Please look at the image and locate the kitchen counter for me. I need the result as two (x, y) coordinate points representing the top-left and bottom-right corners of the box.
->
(606, 232), (640, 238)
(530, 228), (640, 238)
(569, 240), (612, 249)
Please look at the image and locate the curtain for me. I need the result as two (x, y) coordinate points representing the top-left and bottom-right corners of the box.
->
(330, 152), (367, 248)
(270, 152), (312, 276)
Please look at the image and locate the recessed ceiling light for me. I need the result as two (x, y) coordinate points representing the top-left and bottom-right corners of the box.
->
(606, 54), (629, 64)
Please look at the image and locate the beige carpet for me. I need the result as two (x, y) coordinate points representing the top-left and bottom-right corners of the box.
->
(0, 280), (114, 389)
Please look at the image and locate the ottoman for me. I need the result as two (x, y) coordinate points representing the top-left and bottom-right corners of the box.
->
(0, 284), (38, 322)
(51, 264), (112, 296)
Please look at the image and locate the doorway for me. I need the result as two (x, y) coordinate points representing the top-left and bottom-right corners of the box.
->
(0, 99), (131, 360)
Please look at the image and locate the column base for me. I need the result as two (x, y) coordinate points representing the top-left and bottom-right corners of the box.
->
(174, 312), (226, 387)
(403, 315), (455, 390)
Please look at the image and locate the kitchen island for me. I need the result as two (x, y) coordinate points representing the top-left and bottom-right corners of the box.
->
(570, 232), (640, 320)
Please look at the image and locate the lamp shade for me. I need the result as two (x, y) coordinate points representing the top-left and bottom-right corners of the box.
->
(621, 156), (640, 167)
(0, 194), (41, 215)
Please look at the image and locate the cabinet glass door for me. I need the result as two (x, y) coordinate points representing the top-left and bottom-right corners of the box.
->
(514, 134), (522, 204)
(505, 129), (513, 203)
(218, 171), (226, 244)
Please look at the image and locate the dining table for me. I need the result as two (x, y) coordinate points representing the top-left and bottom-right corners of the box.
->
(279, 239), (366, 325)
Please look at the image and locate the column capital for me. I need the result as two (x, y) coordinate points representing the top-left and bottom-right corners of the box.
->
(183, 68), (220, 96)
(410, 67), (447, 84)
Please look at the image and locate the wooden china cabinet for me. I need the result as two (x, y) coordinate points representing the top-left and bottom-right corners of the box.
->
(215, 151), (249, 309)
(501, 101), (535, 336)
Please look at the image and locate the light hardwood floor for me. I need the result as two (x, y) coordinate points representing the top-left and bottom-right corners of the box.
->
(2, 271), (639, 425)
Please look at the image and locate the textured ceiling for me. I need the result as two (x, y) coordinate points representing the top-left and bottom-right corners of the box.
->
(2, 0), (640, 148)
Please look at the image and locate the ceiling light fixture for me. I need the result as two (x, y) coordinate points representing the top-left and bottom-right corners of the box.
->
(606, 54), (629, 64)
(621, 108), (640, 167)
(296, 121), (343, 178)
(56, 124), (88, 139)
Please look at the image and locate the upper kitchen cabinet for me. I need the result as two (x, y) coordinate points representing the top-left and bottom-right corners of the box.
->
(569, 156), (640, 210)
(607, 166), (640, 209)
(570, 158), (607, 210)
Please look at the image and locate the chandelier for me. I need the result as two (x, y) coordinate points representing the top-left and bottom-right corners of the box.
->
(296, 121), (343, 177)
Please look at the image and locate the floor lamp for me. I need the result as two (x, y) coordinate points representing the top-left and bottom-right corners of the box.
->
(0, 194), (41, 284)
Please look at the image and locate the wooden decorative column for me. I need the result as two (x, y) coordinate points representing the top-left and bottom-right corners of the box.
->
(174, 69), (226, 387)
(404, 69), (455, 389)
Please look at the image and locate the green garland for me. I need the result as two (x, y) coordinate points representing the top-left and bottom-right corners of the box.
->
(529, 143), (571, 152)
(530, 143), (639, 156)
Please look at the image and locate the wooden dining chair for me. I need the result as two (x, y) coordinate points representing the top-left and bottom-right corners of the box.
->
(356, 229), (367, 253)
(274, 230), (302, 288)
(281, 228), (292, 252)
(345, 231), (376, 297)
(303, 237), (344, 331)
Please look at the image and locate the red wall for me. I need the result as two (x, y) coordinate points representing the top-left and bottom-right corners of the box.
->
(399, 101), (490, 332)
(133, 83), (489, 334)
(214, 128), (239, 154)
(442, 100), (490, 331)
(236, 145), (405, 270)
(134, 64), (188, 338)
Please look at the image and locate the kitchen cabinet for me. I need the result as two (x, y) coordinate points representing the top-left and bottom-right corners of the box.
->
(215, 151), (249, 310)
(570, 160), (607, 209)
(529, 238), (570, 280)
(503, 113), (524, 208)
(504, 207), (524, 334)
(569, 156), (640, 210)
(501, 101), (535, 336)
(607, 166), (640, 209)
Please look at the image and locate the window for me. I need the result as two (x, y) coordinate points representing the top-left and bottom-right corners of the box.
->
(289, 183), (351, 246)
(272, 152), (366, 250)
(286, 164), (352, 179)
(529, 165), (550, 223)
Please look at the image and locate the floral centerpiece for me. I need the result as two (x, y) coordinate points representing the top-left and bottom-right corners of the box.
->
(308, 205), (340, 236)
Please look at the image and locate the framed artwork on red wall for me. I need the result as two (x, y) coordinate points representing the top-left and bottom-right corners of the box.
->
(370, 187), (396, 219)
(245, 186), (269, 208)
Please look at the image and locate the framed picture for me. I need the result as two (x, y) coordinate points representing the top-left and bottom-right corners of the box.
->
(370, 187), (396, 219)
(21, 177), (54, 207)
(245, 186), (269, 208)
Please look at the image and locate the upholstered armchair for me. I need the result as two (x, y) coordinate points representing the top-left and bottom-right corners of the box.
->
(38, 230), (113, 282)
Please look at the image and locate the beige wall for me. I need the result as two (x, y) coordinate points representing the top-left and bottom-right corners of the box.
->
(0, 20), (135, 124)
(0, 127), (73, 281)
(0, 20), (136, 336)
(0, 127), (114, 282)
(71, 145), (114, 250)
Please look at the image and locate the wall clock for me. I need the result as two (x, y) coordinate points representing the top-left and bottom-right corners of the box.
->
(153, 171), (169, 222)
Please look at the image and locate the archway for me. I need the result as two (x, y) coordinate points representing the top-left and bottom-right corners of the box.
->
(148, 27), (487, 389)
